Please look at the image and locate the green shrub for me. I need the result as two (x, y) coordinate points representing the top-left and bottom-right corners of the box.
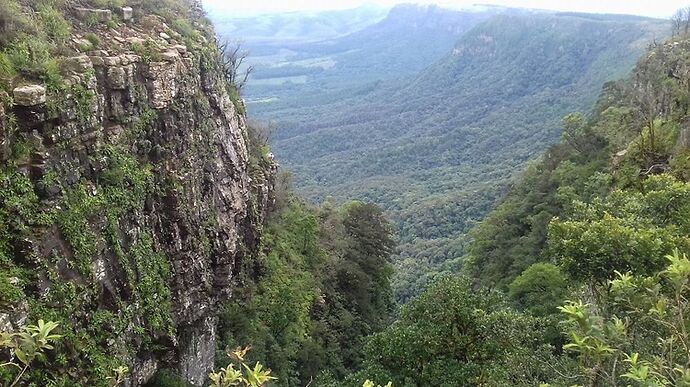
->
(132, 40), (163, 63)
(89, 0), (125, 8)
(0, 271), (23, 306)
(37, 4), (71, 42)
(85, 32), (101, 48)
(0, 320), (62, 387)
(0, 53), (16, 92)
(129, 0), (189, 21)
(146, 369), (192, 387)
(3, 39), (55, 79)
(0, 1), (33, 46)
(172, 18), (195, 38)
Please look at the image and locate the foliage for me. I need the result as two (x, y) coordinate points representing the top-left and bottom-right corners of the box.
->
(234, 10), (666, 301)
(549, 174), (690, 284)
(557, 251), (690, 385)
(363, 380), (392, 387)
(146, 369), (192, 387)
(209, 347), (276, 387)
(0, 0), (74, 95)
(0, 320), (61, 387)
(0, 143), (172, 385)
(0, 0), (249, 386)
(509, 262), (568, 317)
(85, 32), (101, 48)
(352, 276), (557, 386)
(218, 199), (395, 386)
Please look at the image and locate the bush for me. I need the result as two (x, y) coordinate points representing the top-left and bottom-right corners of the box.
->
(85, 32), (101, 48)
(145, 369), (192, 387)
(37, 4), (71, 42)
(0, 1), (33, 46)
(172, 18), (195, 38)
(89, 0), (126, 9)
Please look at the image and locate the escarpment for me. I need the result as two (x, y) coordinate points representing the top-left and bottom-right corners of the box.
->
(0, 0), (275, 385)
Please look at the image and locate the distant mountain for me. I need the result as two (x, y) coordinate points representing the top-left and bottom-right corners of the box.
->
(241, 4), (501, 115)
(208, 4), (388, 46)
(292, 4), (497, 75)
(256, 12), (669, 301)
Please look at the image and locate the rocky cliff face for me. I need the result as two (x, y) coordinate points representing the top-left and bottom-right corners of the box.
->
(0, 1), (275, 385)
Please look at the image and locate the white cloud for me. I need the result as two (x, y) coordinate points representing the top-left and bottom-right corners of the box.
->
(202, 0), (688, 18)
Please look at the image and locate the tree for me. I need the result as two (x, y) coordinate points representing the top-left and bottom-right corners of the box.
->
(671, 6), (690, 37)
(219, 40), (254, 91)
(549, 174), (690, 284)
(628, 45), (679, 157)
(509, 262), (568, 317)
(557, 251), (690, 386)
(353, 277), (557, 386)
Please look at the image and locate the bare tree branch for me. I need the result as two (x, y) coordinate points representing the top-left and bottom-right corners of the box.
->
(219, 39), (253, 91)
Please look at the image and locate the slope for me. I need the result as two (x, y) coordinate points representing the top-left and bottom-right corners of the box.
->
(265, 12), (669, 301)
(351, 29), (690, 387)
(208, 4), (389, 45)
(237, 4), (499, 113)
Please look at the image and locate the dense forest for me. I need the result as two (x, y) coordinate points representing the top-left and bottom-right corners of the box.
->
(214, 192), (396, 386)
(239, 9), (669, 303)
(215, 12), (690, 387)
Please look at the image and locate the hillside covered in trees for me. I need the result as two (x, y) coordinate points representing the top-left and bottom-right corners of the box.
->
(257, 17), (690, 387)
(218, 9), (690, 387)
(233, 8), (669, 302)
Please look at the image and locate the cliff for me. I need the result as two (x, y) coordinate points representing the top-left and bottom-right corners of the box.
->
(0, 0), (275, 385)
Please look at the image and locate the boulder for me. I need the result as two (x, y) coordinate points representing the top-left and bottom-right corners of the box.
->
(90, 56), (105, 67)
(161, 50), (179, 62)
(13, 85), (47, 106)
(147, 60), (179, 109)
(74, 7), (112, 22)
(107, 66), (128, 89)
(121, 6), (133, 21)
(104, 56), (122, 66)
(63, 55), (93, 73)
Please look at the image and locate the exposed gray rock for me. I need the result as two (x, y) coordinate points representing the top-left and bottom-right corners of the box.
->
(172, 44), (187, 54)
(63, 55), (93, 73)
(3, 12), (277, 386)
(147, 60), (179, 109)
(13, 85), (47, 106)
(75, 7), (112, 22)
(104, 56), (122, 66)
(131, 357), (158, 386)
(679, 120), (690, 148)
(90, 56), (105, 67)
(0, 313), (12, 332)
(180, 316), (217, 385)
(0, 100), (5, 161)
(161, 49), (179, 62)
(121, 6), (133, 21)
(107, 66), (128, 89)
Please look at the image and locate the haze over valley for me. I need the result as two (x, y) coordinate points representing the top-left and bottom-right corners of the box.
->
(211, 3), (669, 300)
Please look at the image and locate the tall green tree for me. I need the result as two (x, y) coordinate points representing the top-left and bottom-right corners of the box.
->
(352, 277), (557, 386)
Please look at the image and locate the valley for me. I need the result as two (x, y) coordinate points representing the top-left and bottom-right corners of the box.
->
(215, 5), (670, 301)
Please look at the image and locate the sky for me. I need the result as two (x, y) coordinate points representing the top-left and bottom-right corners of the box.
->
(202, 0), (689, 19)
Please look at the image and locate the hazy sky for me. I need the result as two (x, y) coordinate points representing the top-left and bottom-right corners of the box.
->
(202, 0), (688, 18)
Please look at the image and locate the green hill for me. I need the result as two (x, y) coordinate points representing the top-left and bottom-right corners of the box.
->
(259, 12), (669, 301)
